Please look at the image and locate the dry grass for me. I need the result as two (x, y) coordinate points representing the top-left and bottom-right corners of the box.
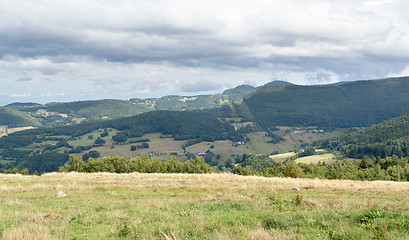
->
(1, 173), (409, 239)
(295, 153), (336, 164)
(269, 152), (296, 162)
(2, 172), (409, 195)
(0, 126), (36, 136)
(1, 223), (52, 240)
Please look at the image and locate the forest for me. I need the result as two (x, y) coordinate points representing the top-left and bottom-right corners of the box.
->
(244, 77), (409, 128)
(337, 112), (409, 158)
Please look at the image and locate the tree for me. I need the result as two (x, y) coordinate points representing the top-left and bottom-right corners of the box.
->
(284, 161), (302, 178)
(59, 155), (85, 172)
(131, 145), (136, 151)
(112, 132), (128, 143)
(82, 150), (100, 161)
(94, 137), (105, 145)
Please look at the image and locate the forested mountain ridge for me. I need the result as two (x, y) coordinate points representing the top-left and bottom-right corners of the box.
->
(3, 81), (291, 128)
(243, 76), (409, 128)
(338, 111), (409, 158)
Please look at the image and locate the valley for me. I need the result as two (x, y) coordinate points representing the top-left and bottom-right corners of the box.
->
(2, 77), (409, 177)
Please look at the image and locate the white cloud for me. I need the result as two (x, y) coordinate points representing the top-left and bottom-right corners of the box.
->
(10, 93), (32, 97)
(0, 0), (408, 102)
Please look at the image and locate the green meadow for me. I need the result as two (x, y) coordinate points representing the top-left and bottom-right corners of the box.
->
(1, 173), (409, 239)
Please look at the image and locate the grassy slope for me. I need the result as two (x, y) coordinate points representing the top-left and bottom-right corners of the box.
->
(44, 99), (152, 120)
(0, 107), (41, 128)
(1, 173), (409, 239)
(295, 153), (335, 164)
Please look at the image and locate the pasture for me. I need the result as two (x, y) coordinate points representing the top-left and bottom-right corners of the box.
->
(269, 152), (297, 162)
(295, 153), (336, 164)
(1, 173), (409, 239)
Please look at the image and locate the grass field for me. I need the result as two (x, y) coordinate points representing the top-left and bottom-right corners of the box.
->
(0, 125), (36, 138)
(295, 153), (336, 164)
(0, 125), (6, 137)
(1, 173), (409, 239)
(269, 152), (297, 162)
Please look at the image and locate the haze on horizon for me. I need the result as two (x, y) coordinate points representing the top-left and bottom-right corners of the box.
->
(1, 0), (409, 105)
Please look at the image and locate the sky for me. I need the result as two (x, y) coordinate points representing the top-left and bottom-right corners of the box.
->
(1, 0), (409, 105)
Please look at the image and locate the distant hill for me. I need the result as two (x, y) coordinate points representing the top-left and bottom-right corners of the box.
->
(44, 99), (152, 120)
(0, 107), (41, 128)
(338, 111), (409, 158)
(5, 102), (41, 107)
(261, 80), (294, 88)
(243, 77), (409, 128)
(134, 94), (230, 111)
(0, 110), (242, 172)
(2, 80), (292, 128)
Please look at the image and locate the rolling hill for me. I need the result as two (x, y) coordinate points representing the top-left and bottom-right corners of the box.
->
(3, 80), (291, 129)
(0, 107), (41, 128)
(337, 111), (409, 158)
(243, 76), (409, 128)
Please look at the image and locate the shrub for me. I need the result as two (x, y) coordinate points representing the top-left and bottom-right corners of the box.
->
(284, 161), (302, 178)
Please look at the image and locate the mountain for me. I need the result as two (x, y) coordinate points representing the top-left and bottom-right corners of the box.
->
(132, 94), (230, 111)
(337, 111), (409, 158)
(261, 80), (294, 88)
(7, 99), (153, 127)
(1, 80), (293, 129)
(0, 107), (41, 128)
(243, 76), (409, 128)
(5, 102), (41, 107)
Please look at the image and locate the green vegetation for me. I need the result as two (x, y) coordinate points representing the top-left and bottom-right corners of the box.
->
(338, 111), (409, 159)
(244, 76), (409, 128)
(60, 155), (216, 174)
(1, 173), (409, 239)
(0, 107), (41, 127)
(295, 153), (335, 164)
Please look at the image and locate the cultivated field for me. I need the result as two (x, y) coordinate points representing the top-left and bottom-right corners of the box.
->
(1, 173), (409, 239)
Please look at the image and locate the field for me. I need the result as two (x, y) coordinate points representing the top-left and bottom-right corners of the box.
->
(0, 125), (36, 138)
(1, 173), (409, 239)
(295, 153), (336, 164)
(0, 125), (6, 137)
(269, 152), (297, 162)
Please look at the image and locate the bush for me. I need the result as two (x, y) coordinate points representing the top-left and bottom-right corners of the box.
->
(284, 161), (302, 178)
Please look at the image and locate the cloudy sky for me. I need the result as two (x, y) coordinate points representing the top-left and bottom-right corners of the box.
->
(1, 0), (409, 105)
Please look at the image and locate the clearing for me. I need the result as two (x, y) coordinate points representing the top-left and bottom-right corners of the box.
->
(295, 153), (336, 164)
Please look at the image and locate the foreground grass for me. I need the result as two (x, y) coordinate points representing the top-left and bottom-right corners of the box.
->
(1, 173), (409, 239)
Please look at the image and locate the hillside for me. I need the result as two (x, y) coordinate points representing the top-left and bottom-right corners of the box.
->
(0, 107), (41, 128)
(2, 80), (294, 129)
(337, 111), (409, 158)
(244, 76), (409, 128)
(1, 173), (409, 239)
(4, 102), (41, 107)
(0, 110), (242, 172)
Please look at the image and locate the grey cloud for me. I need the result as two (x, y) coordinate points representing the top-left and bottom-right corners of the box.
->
(305, 72), (333, 84)
(180, 80), (223, 93)
(15, 77), (33, 82)
(1, 0), (409, 102)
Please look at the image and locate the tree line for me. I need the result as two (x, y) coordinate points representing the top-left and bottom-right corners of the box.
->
(59, 155), (217, 174)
